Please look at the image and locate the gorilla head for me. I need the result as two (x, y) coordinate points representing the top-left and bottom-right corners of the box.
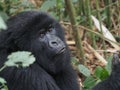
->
(0, 11), (80, 90)
(4, 11), (69, 74)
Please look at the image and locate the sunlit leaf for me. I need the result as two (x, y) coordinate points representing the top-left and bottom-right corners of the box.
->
(0, 16), (7, 30)
(40, 0), (56, 11)
(78, 64), (91, 77)
(0, 77), (6, 84)
(83, 76), (96, 88)
(94, 66), (109, 80)
(5, 51), (35, 68)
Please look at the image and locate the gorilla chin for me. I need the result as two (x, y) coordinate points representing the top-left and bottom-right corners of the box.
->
(48, 48), (68, 74)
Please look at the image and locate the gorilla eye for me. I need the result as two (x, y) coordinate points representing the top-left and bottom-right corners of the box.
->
(39, 29), (46, 38)
(48, 24), (54, 32)
(40, 33), (45, 38)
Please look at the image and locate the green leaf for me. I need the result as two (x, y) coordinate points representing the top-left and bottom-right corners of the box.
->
(94, 66), (109, 80)
(0, 77), (6, 84)
(94, 66), (103, 78)
(5, 51), (35, 68)
(106, 56), (112, 74)
(71, 57), (79, 65)
(100, 68), (109, 80)
(0, 15), (7, 30)
(1, 89), (7, 90)
(0, 12), (9, 22)
(83, 76), (96, 89)
(40, 0), (56, 11)
(78, 64), (91, 77)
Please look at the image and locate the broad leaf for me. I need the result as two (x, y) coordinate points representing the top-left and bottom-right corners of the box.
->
(78, 64), (91, 77)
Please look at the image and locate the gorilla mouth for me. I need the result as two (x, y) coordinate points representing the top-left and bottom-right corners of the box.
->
(57, 47), (66, 55)
(53, 47), (66, 58)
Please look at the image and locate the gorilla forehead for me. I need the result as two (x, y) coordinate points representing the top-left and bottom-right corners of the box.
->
(7, 11), (56, 32)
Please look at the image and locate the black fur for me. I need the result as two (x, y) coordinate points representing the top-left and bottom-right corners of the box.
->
(0, 11), (80, 90)
(93, 52), (120, 90)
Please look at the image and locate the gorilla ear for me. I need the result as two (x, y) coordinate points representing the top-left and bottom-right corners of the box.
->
(112, 51), (120, 66)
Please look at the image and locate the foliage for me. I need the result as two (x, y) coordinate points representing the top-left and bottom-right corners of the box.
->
(0, 77), (8, 90)
(0, 0), (35, 15)
(71, 56), (112, 89)
(0, 15), (7, 30)
(80, 57), (112, 90)
(5, 51), (35, 67)
(0, 0), (120, 90)
(0, 51), (35, 90)
(78, 64), (91, 77)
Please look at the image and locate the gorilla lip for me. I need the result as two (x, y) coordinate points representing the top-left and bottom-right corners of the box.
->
(52, 48), (66, 59)
(57, 47), (66, 54)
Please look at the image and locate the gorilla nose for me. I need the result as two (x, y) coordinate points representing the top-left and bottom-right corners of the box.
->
(50, 40), (65, 47)
(49, 39), (66, 54)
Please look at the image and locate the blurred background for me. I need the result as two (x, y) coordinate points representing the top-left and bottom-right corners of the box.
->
(0, 0), (120, 90)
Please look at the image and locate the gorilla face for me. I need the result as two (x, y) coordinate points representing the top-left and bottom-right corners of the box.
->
(38, 24), (66, 58)
(0, 11), (80, 90)
(32, 23), (68, 74)
(7, 11), (69, 74)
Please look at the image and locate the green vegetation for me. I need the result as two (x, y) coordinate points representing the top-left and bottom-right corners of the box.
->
(0, 0), (120, 90)
(0, 51), (35, 90)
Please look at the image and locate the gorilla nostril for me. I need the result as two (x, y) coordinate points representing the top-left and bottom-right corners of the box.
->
(51, 41), (58, 46)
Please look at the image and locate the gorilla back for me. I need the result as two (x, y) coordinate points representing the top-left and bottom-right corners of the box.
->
(0, 11), (80, 90)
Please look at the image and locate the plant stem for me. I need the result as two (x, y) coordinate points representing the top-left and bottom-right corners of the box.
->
(96, 0), (107, 58)
(64, 0), (85, 64)
(0, 65), (7, 72)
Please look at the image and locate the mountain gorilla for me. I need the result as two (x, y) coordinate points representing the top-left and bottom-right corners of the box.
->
(0, 11), (80, 90)
(92, 51), (120, 90)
